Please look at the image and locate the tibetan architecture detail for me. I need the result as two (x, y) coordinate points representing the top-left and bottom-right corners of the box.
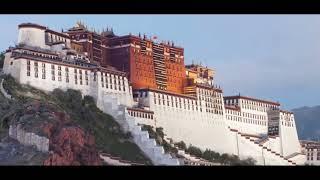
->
(2, 22), (307, 165)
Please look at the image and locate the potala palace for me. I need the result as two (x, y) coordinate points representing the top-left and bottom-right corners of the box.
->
(2, 22), (307, 165)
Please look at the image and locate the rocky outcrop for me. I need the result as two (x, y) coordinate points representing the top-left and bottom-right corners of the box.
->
(44, 126), (101, 165)
(8, 100), (102, 165)
(0, 136), (48, 165)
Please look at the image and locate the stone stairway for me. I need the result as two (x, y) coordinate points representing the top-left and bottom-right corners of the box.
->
(284, 152), (302, 160)
(161, 134), (220, 166)
(97, 95), (180, 165)
(229, 128), (295, 165)
(255, 136), (269, 144)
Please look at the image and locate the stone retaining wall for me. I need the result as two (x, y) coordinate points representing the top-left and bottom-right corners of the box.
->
(9, 124), (49, 152)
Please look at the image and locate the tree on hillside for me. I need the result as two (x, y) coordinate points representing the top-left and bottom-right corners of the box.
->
(186, 145), (202, 157)
(174, 141), (187, 150)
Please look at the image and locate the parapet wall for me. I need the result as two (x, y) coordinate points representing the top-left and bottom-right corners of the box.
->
(9, 124), (49, 152)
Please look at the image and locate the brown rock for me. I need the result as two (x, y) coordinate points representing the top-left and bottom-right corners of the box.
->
(21, 101), (102, 166)
(44, 126), (101, 166)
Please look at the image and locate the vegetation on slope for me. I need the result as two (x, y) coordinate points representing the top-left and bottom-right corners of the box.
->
(141, 125), (178, 155)
(184, 145), (256, 165)
(0, 75), (152, 165)
(0, 92), (11, 139)
(50, 89), (151, 164)
(141, 124), (256, 165)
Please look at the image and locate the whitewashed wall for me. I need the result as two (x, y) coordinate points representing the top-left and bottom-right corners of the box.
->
(18, 27), (49, 49)
(279, 112), (302, 157)
(9, 124), (49, 152)
(139, 91), (238, 155)
(3, 50), (305, 165)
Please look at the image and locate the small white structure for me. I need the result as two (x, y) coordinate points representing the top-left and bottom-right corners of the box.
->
(301, 140), (320, 165)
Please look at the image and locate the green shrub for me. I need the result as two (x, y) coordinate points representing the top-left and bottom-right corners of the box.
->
(202, 149), (220, 162)
(49, 89), (151, 164)
(0, 78), (151, 164)
(141, 124), (179, 154)
(186, 145), (203, 157)
(175, 141), (187, 150)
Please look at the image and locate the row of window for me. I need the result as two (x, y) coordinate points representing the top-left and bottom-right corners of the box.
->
(307, 156), (320, 161)
(27, 60), (127, 91)
(74, 74), (88, 85)
(225, 109), (241, 116)
(100, 73), (126, 91)
(225, 98), (279, 112)
(47, 33), (68, 43)
(307, 151), (320, 161)
(227, 110), (267, 121)
(166, 63), (183, 71)
(152, 93), (223, 115)
(206, 109), (223, 115)
(166, 70), (184, 78)
(135, 48), (183, 64)
(199, 95), (222, 104)
(281, 121), (294, 127)
(199, 88), (221, 97)
(23, 50), (59, 60)
(226, 115), (268, 126)
(307, 149), (320, 152)
(167, 77), (183, 84)
(280, 115), (294, 121)
(153, 93), (200, 110)
(135, 69), (153, 78)
(205, 101), (223, 110)
(128, 110), (154, 119)
(243, 112), (267, 121)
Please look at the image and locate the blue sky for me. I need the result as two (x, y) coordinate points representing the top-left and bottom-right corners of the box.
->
(0, 15), (319, 110)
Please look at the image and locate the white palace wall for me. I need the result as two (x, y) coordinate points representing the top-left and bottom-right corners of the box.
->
(279, 112), (302, 157)
(3, 50), (305, 165)
(3, 53), (133, 108)
(18, 27), (49, 50)
(137, 90), (237, 155)
(225, 108), (268, 136)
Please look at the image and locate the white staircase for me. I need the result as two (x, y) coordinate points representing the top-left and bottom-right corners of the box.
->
(229, 128), (296, 165)
(97, 95), (180, 166)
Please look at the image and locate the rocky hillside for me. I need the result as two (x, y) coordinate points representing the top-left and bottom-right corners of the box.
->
(0, 75), (151, 165)
(292, 106), (320, 141)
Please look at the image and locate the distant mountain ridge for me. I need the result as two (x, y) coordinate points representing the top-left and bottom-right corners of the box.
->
(292, 105), (320, 141)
